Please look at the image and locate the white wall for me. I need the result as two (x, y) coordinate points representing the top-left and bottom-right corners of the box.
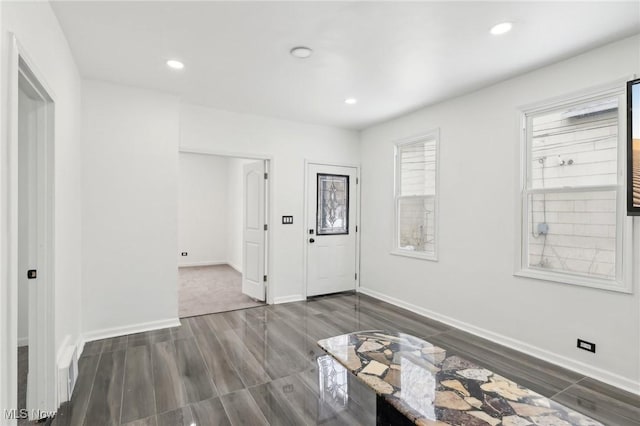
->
(178, 153), (229, 267)
(178, 154), (260, 272)
(82, 81), (180, 336)
(0, 0), (83, 413)
(359, 35), (640, 392)
(180, 106), (360, 302)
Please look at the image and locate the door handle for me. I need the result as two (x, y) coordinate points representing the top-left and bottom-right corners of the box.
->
(309, 238), (315, 243)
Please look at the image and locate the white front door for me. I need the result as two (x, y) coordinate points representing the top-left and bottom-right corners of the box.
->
(306, 164), (357, 297)
(242, 161), (266, 301)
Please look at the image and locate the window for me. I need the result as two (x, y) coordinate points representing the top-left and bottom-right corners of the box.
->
(393, 131), (439, 260)
(518, 85), (632, 292)
(317, 174), (349, 235)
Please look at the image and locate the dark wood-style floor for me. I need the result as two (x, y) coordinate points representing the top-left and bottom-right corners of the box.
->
(17, 346), (28, 426)
(51, 292), (640, 426)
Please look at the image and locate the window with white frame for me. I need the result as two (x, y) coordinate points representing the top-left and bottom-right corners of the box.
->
(518, 85), (632, 291)
(394, 132), (438, 260)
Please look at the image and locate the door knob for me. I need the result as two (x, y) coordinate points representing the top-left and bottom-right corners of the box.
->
(309, 238), (315, 243)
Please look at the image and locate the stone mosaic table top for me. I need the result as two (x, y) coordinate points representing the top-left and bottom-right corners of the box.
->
(317, 331), (603, 426)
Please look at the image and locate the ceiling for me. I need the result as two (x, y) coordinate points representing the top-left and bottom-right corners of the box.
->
(51, 1), (640, 130)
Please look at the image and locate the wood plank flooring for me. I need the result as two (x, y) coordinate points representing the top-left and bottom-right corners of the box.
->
(17, 346), (28, 426)
(51, 292), (640, 426)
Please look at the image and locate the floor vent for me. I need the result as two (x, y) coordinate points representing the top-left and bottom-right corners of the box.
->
(58, 345), (79, 403)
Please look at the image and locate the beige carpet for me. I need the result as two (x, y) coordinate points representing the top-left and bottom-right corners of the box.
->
(178, 264), (264, 317)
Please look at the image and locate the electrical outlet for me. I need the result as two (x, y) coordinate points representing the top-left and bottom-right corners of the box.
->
(181, 252), (188, 256)
(282, 384), (294, 393)
(577, 339), (596, 353)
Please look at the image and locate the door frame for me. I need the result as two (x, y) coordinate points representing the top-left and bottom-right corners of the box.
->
(303, 160), (361, 299)
(178, 147), (273, 304)
(1, 34), (57, 420)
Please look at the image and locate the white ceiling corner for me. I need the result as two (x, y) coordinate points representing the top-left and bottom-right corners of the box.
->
(50, 1), (640, 130)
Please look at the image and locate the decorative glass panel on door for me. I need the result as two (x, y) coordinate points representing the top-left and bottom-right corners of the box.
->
(317, 174), (349, 235)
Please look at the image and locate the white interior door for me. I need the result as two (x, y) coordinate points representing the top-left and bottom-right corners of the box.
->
(18, 69), (53, 419)
(242, 161), (266, 301)
(18, 76), (38, 416)
(306, 164), (357, 297)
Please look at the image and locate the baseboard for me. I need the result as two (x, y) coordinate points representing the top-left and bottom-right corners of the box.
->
(178, 260), (227, 268)
(82, 317), (181, 344)
(227, 262), (242, 274)
(56, 334), (77, 405)
(357, 286), (640, 395)
(55, 335), (72, 367)
(273, 294), (305, 304)
(17, 336), (28, 347)
(76, 335), (85, 358)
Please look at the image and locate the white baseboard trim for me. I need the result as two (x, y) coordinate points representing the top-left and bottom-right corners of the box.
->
(17, 336), (28, 347)
(55, 335), (72, 368)
(178, 260), (227, 268)
(273, 294), (305, 304)
(75, 334), (85, 363)
(55, 334), (77, 405)
(227, 262), (242, 274)
(82, 317), (181, 344)
(357, 286), (640, 395)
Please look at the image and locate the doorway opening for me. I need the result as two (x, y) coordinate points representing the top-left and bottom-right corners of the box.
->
(13, 51), (57, 421)
(177, 151), (269, 317)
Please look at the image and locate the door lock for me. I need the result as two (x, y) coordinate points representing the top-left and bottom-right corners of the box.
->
(309, 229), (314, 235)
(309, 238), (315, 243)
(27, 270), (37, 279)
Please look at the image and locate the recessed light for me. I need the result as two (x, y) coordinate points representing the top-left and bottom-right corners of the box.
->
(290, 46), (313, 59)
(344, 98), (358, 105)
(490, 22), (512, 35)
(166, 59), (184, 70)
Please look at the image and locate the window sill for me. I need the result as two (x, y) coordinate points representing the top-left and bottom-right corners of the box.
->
(514, 268), (632, 294)
(391, 249), (438, 262)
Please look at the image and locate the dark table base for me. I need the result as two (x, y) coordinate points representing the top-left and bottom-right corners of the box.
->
(376, 394), (413, 426)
